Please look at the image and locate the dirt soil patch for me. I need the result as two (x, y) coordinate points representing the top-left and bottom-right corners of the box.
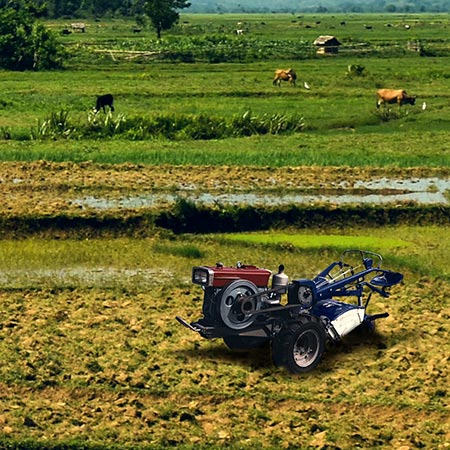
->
(0, 280), (448, 449)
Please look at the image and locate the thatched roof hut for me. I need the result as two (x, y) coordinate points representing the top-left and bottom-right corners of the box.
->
(313, 35), (341, 54)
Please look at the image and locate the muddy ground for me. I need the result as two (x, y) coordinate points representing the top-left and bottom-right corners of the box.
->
(0, 278), (448, 449)
(1, 162), (449, 217)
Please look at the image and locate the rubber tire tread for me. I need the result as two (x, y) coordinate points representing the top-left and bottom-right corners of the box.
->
(273, 317), (326, 373)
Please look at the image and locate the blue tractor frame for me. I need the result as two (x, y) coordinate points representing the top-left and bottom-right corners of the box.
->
(177, 250), (403, 373)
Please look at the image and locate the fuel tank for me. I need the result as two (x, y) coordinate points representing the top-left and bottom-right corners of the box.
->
(193, 263), (272, 288)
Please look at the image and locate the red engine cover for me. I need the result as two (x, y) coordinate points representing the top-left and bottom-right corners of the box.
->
(208, 264), (271, 288)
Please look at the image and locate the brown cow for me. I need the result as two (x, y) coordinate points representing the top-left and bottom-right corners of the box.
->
(273, 68), (297, 87)
(376, 89), (416, 108)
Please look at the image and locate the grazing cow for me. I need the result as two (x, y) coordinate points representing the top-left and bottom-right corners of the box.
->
(95, 94), (115, 113)
(376, 89), (416, 108)
(273, 68), (297, 87)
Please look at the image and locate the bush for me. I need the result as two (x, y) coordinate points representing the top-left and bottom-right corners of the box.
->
(27, 110), (305, 141)
(346, 64), (366, 77)
(0, 4), (64, 70)
(230, 111), (304, 137)
(84, 111), (128, 138)
(373, 108), (404, 122)
(31, 110), (74, 139)
(32, 22), (66, 70)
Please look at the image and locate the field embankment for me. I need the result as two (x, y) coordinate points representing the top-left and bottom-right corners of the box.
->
(0, 162), (448, 237)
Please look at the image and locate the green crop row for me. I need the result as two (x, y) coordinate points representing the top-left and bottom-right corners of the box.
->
(81, 35), (315, 64)
(25, 109), (304, 141)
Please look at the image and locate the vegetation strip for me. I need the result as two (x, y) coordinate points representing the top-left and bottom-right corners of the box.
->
(221, 233), (410, 250)
(0, 203), (448, 238)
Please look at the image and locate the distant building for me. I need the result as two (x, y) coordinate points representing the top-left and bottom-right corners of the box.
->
(313, 35), (341, 54)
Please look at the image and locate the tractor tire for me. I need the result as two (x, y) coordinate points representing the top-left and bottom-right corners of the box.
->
(272, 320), (326, 373)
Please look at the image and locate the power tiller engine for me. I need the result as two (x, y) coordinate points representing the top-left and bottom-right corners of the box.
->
(176, 250), (403, 373)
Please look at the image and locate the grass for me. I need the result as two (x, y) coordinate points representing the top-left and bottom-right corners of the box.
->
(51, 13), (450, 54)
(0, 225), (448, 286)
(0, 18), (449, 166)
(1, 131), (449, 167)
(221, 232), (411, 250)
(219, 226), (449, 279)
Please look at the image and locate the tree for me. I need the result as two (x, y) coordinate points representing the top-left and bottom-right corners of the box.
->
(0, 0), (64, 70)
(32, 22), (66, 70)
(143, 0), (191, 39)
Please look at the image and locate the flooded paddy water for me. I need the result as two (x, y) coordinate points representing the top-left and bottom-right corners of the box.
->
(0, 162), (448, 216)
(72, 176), (450, 210)
(0, 267), (175, 289)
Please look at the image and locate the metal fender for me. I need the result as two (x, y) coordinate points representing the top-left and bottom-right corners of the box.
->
(312, 299), (365, 338)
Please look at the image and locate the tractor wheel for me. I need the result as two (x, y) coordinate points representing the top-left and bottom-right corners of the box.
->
(223, 335), (269, 350)
(215, 279), (260, 330)
(273, 321), (326, 373)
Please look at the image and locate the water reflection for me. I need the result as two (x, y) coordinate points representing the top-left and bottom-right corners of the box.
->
(72, 177), (449, 210)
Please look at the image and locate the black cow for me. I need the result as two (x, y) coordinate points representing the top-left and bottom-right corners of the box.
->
(95, 94), (115, 113)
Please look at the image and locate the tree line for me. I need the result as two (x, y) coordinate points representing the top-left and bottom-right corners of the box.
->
(1, 0), (448, 17)
(189, 0), (448, 13)
(0, 0), (447, 71)
(0, 0), (187, 18)
(0, 0), (190, 70)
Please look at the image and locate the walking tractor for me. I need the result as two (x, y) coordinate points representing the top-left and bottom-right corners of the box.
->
(176, 250), (403, 373)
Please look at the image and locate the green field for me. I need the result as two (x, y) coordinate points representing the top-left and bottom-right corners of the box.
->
(0, 13), (449, 450)
(0, 13), (449, 167)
